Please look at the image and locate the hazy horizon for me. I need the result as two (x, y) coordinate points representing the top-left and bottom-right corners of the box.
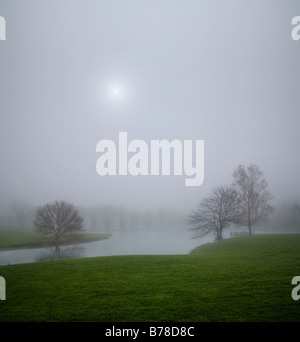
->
(1, 1), (300, 218)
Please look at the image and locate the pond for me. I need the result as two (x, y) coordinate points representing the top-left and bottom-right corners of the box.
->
(0, 229), (214, 266)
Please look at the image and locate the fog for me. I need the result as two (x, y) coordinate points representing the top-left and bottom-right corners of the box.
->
(0, 1), (300, 228)
(0, 229), (207, 265)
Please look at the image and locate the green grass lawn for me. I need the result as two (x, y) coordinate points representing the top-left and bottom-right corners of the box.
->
(0, 234), (299, 321)
(0, 227), (110, 249)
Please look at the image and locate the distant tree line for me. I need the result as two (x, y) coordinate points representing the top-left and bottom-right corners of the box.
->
(265, 201), (300, 232)
(0, 201), (187, 231)
(188, 164), (275, 241)
(79, 205), (187, 231)
(29, 200), (187, 246)
(0, 200), (33, 227)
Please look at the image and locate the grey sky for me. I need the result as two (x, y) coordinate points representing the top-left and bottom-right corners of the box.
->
(0, 0), (299, 214)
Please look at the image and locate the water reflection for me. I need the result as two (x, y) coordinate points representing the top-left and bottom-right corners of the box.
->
(0, 229), (207, 265)
(35, 245), (85, 262)
(0, 229), (293, 266)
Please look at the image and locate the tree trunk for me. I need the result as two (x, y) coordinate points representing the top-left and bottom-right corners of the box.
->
(54, 231), (60, 246)
(216, 227), (223, 241)
(248, 208), (252, 234)
(248, 222), (252, 235)
(54, 245), (60, 260)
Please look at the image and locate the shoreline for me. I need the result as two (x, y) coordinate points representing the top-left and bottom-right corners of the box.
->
(0, 229), (111, 251)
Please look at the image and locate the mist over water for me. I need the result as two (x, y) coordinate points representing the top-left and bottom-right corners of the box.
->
(0, 229), (206, 265)
(1, 226), (294, 266)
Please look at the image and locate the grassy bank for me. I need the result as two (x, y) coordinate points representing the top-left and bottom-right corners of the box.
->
(0, 234), (299, 321)
(0, 227), (110, 249)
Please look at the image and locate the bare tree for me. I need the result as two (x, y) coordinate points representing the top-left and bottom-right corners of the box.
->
(290, 201), (300, 230)
(232, 164), (274, 234)
(188, 186), (238, 241)
(293, 202), (300, 215)
(33, 201), (84, 244)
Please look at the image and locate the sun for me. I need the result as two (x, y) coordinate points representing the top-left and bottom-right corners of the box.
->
(111, 85), (122, 98)
(95, 76), (135, 109)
